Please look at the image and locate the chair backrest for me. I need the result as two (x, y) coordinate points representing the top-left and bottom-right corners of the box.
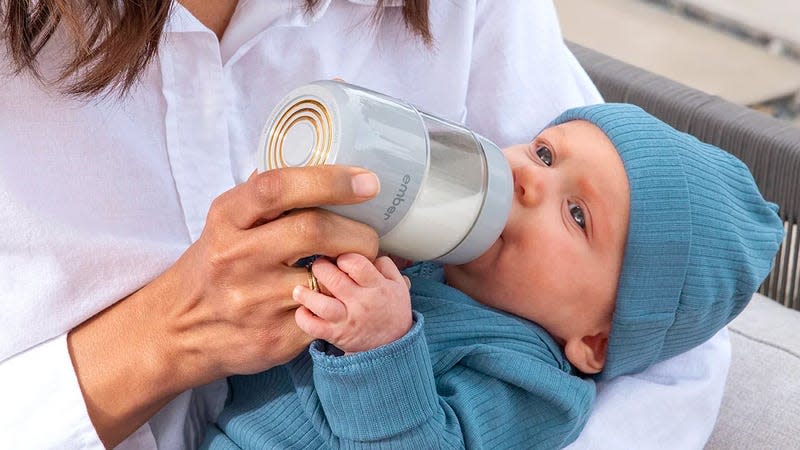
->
(568, 42), (800, 309)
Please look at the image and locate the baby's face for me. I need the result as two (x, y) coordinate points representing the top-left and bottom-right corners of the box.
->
(445, 120), (630, 361)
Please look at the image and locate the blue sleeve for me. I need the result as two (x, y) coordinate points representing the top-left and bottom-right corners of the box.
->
(309, 312), (594, 449)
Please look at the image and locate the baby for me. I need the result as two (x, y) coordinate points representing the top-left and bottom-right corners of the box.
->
(202, 104), (784, 449)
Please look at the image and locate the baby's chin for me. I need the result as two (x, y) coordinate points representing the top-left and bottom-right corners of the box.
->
(443, 235), (503, 289)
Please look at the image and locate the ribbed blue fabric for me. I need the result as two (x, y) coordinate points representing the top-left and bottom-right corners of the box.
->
(202, 265), (595, 449)
(552, 104), (785, 380)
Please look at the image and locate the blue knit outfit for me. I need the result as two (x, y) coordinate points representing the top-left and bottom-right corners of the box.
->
(202, 263), (594, 450)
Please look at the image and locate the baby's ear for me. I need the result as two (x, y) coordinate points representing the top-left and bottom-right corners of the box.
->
(564, 331), (608, 375)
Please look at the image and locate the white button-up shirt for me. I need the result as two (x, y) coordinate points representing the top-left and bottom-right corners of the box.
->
(0, 1), (729, 448)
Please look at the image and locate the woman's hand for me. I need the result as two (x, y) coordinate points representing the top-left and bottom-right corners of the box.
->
(68, 165), (380, 448)
(159, 167), (382, 380)
(293, 254), (412, 353)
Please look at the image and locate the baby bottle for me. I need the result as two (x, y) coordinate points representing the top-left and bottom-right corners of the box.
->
(257, 80), (512, 264)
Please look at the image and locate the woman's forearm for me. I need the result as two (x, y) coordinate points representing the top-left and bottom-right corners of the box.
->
(67, 269), (192, 449)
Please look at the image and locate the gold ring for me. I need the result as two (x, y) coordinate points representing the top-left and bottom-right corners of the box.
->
(306, 264), (319, 292)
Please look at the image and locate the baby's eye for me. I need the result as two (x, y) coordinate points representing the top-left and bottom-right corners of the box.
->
(536, 146), (553, 166)
(569, 202), (586, 229)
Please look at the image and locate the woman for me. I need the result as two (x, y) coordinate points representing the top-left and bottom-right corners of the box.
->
(0, 1), (729, 448)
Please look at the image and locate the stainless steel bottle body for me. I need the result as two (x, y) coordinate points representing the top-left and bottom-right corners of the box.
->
(258, 81), (512, 263)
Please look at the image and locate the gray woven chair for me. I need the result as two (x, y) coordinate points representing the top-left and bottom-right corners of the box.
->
(568, 42), (800, 449)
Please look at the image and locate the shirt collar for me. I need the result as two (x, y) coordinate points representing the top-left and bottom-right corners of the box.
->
(346, 0), (404, 6)
(165, 0), (403, 34)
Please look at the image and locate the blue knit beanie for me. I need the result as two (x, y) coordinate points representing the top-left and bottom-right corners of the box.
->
(551, 104), (784, 381)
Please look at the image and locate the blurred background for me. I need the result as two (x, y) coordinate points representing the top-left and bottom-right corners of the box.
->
(554, 0), (800, 127)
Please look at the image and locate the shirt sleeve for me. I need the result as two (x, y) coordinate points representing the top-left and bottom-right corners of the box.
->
(0, 334), (106, 450)
(464, 0), (603, 149)
(309, 312), (594, 449)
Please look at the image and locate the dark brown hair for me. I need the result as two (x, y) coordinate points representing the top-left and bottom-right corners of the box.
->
(1, 0), (431, 97)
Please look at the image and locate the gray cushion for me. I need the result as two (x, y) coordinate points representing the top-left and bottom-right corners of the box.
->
(706, 293), (800, 449)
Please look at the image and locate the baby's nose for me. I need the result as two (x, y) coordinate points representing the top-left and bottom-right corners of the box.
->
(515, 166), (547, 207)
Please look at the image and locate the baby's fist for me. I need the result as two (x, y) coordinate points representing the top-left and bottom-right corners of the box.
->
(294, 255), (412, 353)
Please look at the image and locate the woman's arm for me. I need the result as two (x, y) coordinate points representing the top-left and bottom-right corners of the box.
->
(65, 166), (381, 448)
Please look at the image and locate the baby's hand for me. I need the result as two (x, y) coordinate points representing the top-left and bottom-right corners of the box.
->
(293, 254), (412, 354)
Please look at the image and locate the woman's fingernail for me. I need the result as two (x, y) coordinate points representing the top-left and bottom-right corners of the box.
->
(293, 285), (303, 299)
(352, 173), (379, 197)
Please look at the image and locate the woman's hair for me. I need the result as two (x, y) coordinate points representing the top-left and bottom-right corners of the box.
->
(1, 0), (431, 97)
